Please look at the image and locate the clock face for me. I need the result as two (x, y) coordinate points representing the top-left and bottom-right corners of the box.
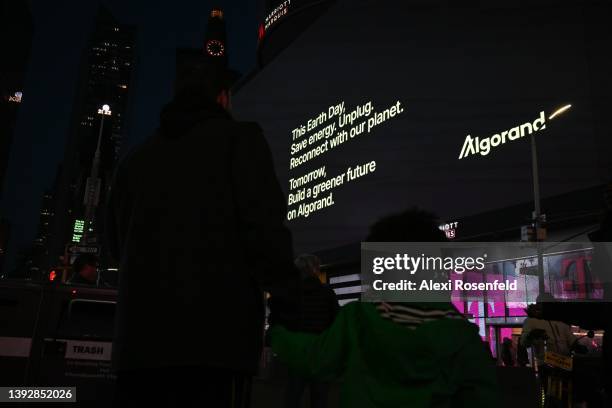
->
(206, 40), (225, 57)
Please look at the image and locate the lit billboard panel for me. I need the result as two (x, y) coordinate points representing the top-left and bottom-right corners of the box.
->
(234, 0), (612, 254)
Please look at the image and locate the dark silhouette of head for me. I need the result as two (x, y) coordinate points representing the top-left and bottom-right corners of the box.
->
(365, 208), (449, 303)
(295, 254), (321, 281)
(174, 62), (234, 111)
(528, 292), (556, 319)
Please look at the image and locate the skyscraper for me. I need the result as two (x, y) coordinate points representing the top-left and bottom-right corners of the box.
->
(15, 164), (64, 280)
(0, 0), (32, 196)
(15, 188), (55, 280)
(50, 6), (136, 270)
(0, 0), (33, 275)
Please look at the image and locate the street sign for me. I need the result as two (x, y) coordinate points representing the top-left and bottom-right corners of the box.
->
(67, 245), (99, 255)
(521, 225), (547, 242)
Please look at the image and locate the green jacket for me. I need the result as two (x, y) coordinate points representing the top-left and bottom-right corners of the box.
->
(271, 301), (499, 408)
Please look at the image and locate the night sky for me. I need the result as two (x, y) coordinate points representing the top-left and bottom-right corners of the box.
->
(1, 0), (258, 271)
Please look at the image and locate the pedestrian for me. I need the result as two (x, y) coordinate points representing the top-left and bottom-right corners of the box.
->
(520, 293), (577, 365)
(501, 338), (515, 367)
(269, 208), (499, 408)
(107, 52), (300, 407)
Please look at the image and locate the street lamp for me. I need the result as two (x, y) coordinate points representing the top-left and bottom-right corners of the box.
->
(81, 104), (112, 244)
(97, 104), (112, 116)
(94, 104), (112, 172)
(531, 103), (572, 294)
(549, 104), (572, 120)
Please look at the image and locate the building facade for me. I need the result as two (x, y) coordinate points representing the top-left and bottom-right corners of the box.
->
(0, 0), (33, 275)
(50, 7), (136, 271)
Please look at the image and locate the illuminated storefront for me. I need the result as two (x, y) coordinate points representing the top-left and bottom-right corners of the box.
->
(326, 242), (604, 360)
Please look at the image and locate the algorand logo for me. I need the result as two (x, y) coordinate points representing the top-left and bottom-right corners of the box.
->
(458, 111), (546, 159)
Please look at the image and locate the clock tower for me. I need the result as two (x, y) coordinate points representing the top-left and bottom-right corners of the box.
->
(174, 7), (240, 95)
(204, 8), (228, 64)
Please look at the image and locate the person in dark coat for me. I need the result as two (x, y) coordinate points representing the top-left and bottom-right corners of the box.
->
(106, 61), (300, 407)
(283, 254), (339, 408)
(501, 338), (515, 367)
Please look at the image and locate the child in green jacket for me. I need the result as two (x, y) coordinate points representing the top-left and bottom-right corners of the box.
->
(270, 209), (499, 407)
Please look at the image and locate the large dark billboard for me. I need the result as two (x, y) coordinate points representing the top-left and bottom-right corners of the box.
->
(233, 0), (612, 254)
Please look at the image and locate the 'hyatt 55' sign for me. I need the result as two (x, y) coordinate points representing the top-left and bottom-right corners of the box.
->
(458, 111), (547, 159)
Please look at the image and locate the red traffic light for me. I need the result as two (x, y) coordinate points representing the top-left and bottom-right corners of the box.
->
(49, 270), (57, 282)
(258, 24), (265, 42)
